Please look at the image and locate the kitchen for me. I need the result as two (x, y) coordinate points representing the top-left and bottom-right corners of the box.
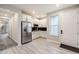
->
(0, 4), (79, 54)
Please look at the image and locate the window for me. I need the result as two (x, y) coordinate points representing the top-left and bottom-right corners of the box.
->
(49, 16), (58, 36)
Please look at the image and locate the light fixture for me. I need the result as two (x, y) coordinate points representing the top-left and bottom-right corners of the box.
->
(4, 14), (8, 16)
(32, 10), (35, 14)
(56, 4), (60, 7)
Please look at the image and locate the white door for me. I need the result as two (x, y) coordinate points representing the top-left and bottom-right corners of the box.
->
(77, 9), (79, 48)
(60, 10), (77, 47)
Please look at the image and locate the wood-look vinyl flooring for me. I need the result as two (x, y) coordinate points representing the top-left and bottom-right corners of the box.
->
(0, 34), (17, 51)
(0, 37), (77, 54)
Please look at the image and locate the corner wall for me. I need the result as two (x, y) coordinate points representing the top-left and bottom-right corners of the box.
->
(0, 5), (22, 46)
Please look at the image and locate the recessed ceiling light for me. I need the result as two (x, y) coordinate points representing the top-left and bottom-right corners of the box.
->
(4, 14), (8, 16)
(56, 4), (60, 7)
(32, 10), (35, 14)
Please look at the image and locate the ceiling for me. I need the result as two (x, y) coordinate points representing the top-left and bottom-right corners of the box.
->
(12, 4), (75, 19)
(0, 8), (15, 24)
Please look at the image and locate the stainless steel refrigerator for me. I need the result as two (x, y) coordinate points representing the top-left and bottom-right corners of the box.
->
(21, 21), (32, 44)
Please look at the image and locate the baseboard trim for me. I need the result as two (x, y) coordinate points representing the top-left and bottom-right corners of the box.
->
(32, 36), (47, 40)
(8, 36), (18, 45)
(60, 44), (79, 53)
(21, 40), (32, 45)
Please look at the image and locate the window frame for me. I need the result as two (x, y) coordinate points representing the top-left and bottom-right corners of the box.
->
(49, 15), (59, 37)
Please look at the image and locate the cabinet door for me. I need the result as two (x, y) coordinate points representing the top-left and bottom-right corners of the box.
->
(60, 10), (77, 47)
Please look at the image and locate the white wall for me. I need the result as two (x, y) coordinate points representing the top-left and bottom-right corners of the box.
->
(8, 13), (19, 44)
(47, 5), (79, 42)
(0, 5), (22, 46)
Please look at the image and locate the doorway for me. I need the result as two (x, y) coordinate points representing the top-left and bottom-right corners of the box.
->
(0, 8), (17, 51)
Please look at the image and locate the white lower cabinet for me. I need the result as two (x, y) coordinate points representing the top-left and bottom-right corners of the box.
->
(32, 31), (47, 40)
(32, 31), (40, 40)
